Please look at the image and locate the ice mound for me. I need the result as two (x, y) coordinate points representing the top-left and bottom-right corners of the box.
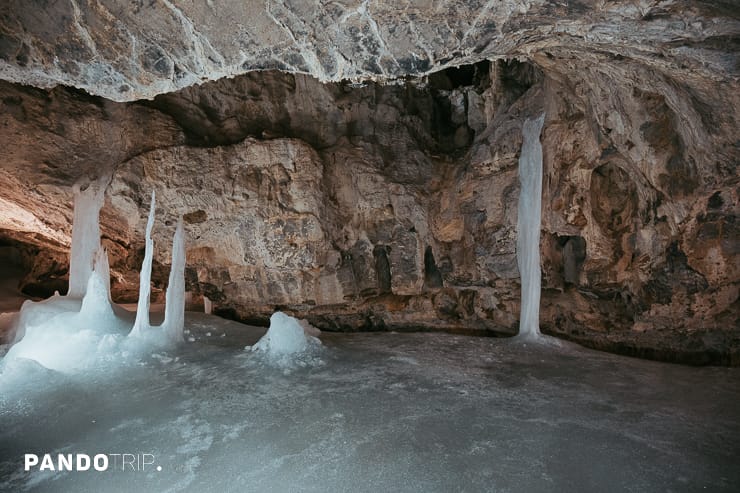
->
(249, 312), (322, 365)
(3, 272), (130, 373)
(9, 295), (82, 343)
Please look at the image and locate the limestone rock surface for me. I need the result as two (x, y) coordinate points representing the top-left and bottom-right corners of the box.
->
(1, 58), (737, 363)
(0, 1), (738, 364)
(0, 1), (737, 101)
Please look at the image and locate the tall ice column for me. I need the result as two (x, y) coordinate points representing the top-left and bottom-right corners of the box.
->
(516, 114), (546, 339)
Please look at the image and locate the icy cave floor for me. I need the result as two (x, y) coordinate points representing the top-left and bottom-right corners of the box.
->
(1, 312), (739, 493)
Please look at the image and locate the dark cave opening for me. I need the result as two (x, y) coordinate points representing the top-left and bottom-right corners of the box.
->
(423, 246), (444, 290)
(0, 235), (66, 301)
(373, 245), (392, 295)
(0, 241), (26, 293)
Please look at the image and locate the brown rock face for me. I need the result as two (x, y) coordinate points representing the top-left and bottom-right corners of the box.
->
(0, 2), (738, 364)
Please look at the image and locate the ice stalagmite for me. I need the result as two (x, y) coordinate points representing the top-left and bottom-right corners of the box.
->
(78, 270), (116, 322)
(161, 217), (185, 343)
(67, 183), (105, 298)
(249, 312), (323, 367)
(129, 191), (156, 337)
(8, 183), (188, 370)
(10, 181), (106, 342)
(93, 247), (111, 301)
(516, 114), (546, 340)
(5, 263), (125, 373)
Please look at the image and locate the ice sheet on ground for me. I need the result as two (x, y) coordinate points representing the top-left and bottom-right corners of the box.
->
(1, 313), (739, 493)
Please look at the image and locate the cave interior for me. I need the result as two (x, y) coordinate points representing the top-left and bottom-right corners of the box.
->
(0, 1), (738, 492)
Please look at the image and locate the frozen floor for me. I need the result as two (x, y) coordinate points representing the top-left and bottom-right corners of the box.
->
(1, 313), (739, 493)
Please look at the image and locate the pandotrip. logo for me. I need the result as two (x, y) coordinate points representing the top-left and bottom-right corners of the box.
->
(24, 453), (162, 472)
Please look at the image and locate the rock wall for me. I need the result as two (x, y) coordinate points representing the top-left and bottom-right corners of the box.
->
(1, 54), (737, 363)
(536, 53), (739, 364)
